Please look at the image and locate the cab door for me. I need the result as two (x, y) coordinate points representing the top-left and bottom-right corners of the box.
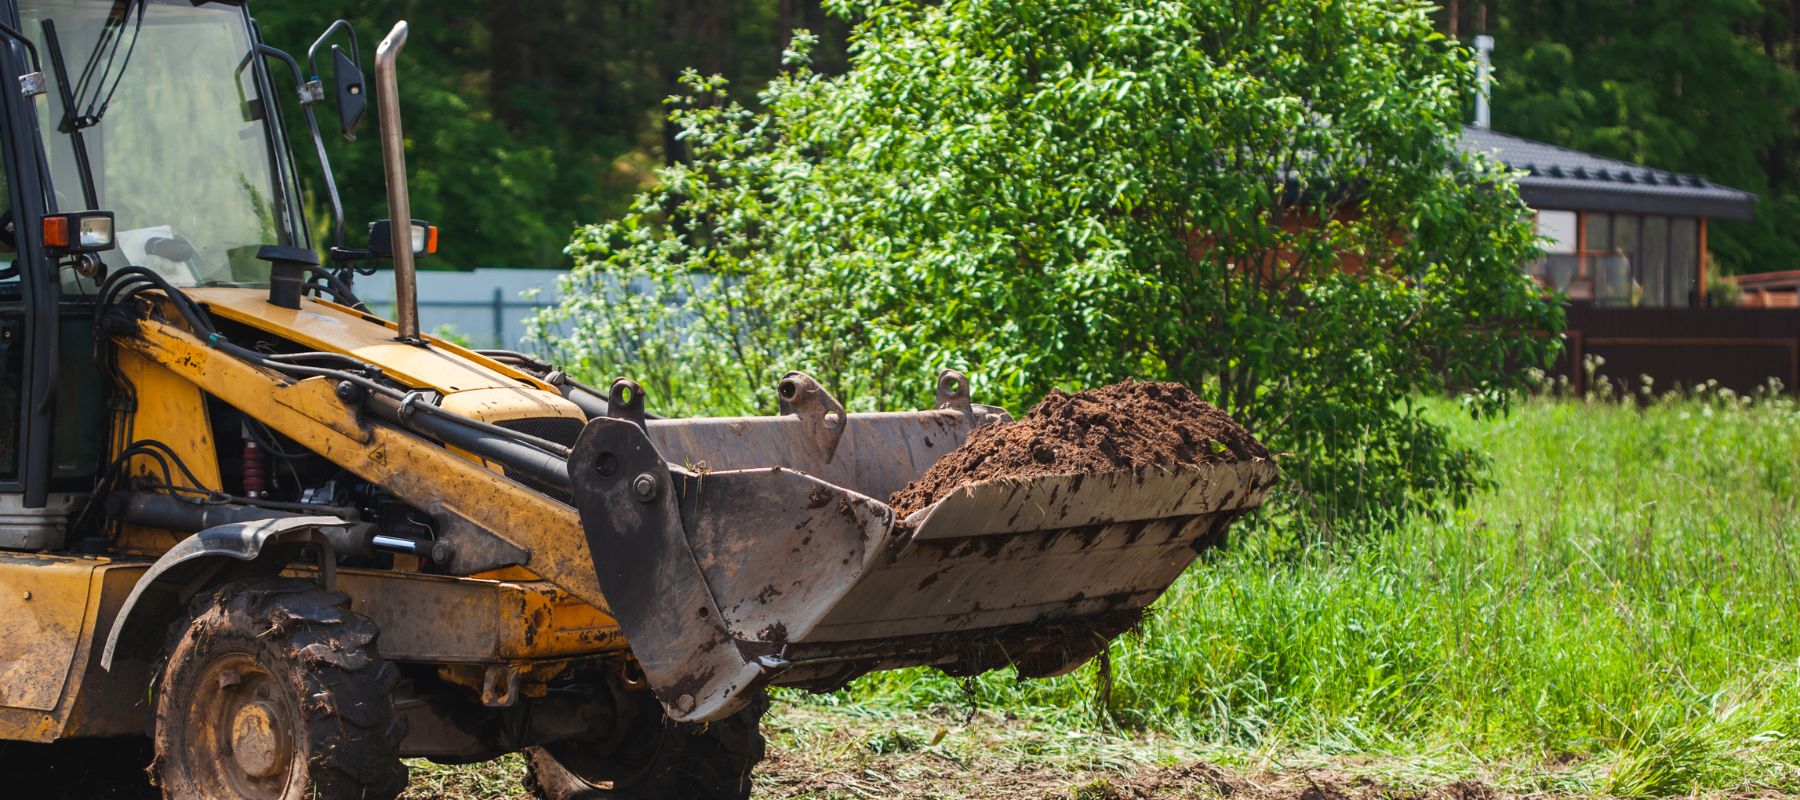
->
(0, 20), (56, 514)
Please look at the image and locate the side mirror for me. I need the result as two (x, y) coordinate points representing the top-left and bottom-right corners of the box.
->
(367, 219), (437, 258)
(42, 211), (114, 254)
(307, 21), (365, 140)
(331, 47), (366, 138)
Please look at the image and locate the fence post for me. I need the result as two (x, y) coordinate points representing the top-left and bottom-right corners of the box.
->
(492, 287), (505, 349)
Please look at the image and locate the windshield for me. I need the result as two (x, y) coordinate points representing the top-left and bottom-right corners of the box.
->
(20, 0), (305, 292)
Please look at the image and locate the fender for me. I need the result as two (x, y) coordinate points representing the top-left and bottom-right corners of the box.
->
(101, 516), (365, 670)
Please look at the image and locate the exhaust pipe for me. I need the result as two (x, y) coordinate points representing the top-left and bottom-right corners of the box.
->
(374, 21), (419, 342)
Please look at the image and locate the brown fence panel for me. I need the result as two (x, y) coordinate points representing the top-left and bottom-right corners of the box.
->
(1556, 305), (1800, 395)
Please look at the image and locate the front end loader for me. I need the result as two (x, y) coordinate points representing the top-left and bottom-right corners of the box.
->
(0, 3), (1276, 799)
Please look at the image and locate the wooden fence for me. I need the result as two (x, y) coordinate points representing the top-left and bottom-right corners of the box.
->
(1557, 304), (1800, 395)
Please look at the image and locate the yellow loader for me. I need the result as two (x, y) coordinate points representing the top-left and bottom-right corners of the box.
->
(0, 3), (1277, 798)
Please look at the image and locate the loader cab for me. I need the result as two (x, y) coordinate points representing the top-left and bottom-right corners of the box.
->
(0, 0), (306, 536)
(19, 0), (309, 292)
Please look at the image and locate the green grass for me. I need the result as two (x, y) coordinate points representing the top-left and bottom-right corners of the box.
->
(805, 394), (1800, 796)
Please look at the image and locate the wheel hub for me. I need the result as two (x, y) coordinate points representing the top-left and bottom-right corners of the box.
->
(184, 653), (298, 798)
(230, 699), (289, 778)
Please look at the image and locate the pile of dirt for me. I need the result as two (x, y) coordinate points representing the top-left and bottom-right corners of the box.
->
(888, 379), (1269, 517)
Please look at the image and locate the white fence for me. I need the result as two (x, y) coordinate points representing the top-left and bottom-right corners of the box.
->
(353, 268), (567, 349)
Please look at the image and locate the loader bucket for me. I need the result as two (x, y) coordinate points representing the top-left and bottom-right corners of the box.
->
(567, 373), (1278, 723)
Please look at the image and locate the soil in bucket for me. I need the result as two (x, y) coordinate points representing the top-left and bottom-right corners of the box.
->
(888, 379), (1270, 518)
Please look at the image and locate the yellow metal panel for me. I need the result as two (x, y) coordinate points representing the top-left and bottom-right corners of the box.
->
(110, 349), (221, 556)
(188, 288), (571, 402)
(441, 386), (580, 426)
(0, 700), (56, 741)
(58, 562), (156, 738)
(113, 349), (222, 489)
(0, 557), (151, 742)
(300, 294), (572, 392)
(119, 317), (615, 623)
(498, 580), (626, 658)
(334, 570), (626, 662)
(0, 554), (97, 711)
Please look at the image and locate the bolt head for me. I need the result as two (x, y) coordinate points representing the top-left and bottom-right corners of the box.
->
(632, 473), (659, 502)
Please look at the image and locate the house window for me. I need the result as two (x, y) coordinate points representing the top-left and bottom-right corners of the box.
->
(1588, 214), (1612, 255)
(1610, 214), (1640, 303)
(1577, 213), (1703, 308)
(1535, 211), (1578, 253)
(1643, 216), (1670, 306)
(1585, 214), (1629, 304)
(1527, 211), (1581, 294)
(1670, 218), (1699, 306)
(1526, 211), (1704, 307)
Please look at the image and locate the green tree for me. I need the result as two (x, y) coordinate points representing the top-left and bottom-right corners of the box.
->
(533, 0), (1564, 531)
(248, 0), (850, 268)
(1463, 0), (1800, 273)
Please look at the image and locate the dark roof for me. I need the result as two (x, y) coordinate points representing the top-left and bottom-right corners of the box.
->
(1458, 127), (1757, 220)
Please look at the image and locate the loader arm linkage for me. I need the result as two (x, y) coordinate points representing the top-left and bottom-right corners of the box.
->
(117, 315), (606, 606)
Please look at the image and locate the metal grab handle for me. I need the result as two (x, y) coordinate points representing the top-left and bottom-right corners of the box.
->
(374, 21), (418, 341)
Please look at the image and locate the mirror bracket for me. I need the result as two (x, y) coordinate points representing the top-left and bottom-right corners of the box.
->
(308, 21), (366, 139)
(298, 78), (325, 105)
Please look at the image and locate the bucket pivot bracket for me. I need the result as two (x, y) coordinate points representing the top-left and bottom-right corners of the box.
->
(607, 378), (648, 431)
(935, 370), (976, 421)
(777, 372), (846, 462)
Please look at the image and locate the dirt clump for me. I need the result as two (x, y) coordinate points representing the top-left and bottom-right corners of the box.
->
(1433, 782), (1497, 800)
(889, 379), (1269, 517)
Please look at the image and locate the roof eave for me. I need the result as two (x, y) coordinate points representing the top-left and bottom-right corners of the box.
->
(1517, 183), (1758, 221)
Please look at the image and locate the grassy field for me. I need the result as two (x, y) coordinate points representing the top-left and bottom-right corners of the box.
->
(417, 392), (1800, 798)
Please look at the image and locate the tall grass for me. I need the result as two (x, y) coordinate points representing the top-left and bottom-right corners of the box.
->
(821, 394), (1800, 794)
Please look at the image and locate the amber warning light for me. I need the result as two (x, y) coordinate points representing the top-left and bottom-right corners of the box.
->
(43, 211), (116, 254)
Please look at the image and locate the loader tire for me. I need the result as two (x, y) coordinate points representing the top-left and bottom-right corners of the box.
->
(150, 577), (407, 800)
(522, 690), (768, 800)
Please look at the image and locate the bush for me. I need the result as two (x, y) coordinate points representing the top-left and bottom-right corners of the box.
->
(531, 0), (1564, 533)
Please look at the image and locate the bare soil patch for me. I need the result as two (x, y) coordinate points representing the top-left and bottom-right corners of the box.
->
(34, 704), (1779, 799)
(889, 380), (1269, 517)
(756, 704), (1493, 800)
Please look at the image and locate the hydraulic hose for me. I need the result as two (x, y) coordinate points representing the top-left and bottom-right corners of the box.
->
(105, 491), (295, 532)
(365, 392), (572, 492)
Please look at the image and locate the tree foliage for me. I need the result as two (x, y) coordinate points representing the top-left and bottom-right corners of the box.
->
(1453, 0), (1800, 273)
(244, 2), (1800, 279)
(533, 0), (1564, 531)
(248, 0), (849, 267)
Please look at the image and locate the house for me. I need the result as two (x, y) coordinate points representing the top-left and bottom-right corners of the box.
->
(1456, 127), (1799, 394)
(1457, 127), (1758, 308)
